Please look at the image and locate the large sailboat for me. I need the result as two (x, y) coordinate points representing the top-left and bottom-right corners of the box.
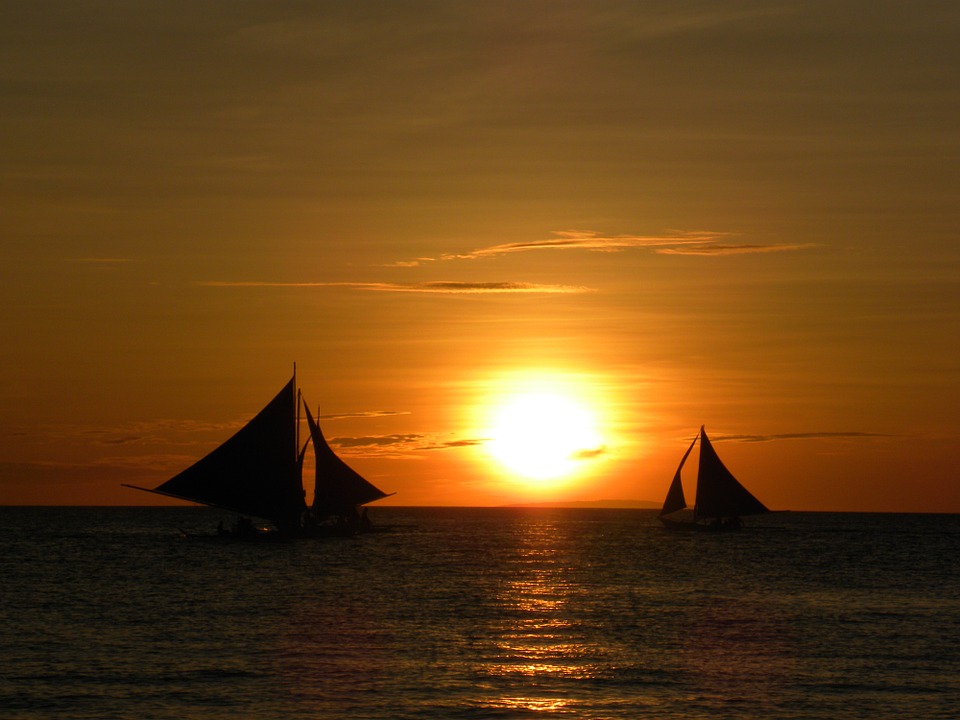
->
(123, 371), (392, 537)
(659, 426), (768, 531)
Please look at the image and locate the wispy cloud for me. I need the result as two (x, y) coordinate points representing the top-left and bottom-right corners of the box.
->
(720, 431), (894, 443)
(383, 258), (437, 268)
(65, 257), (134, 264)
(333, 434), (424, 449)
(656, 243), (815, 256)
(198, 280), (589, 294)
(96, 435), (145, 446)
(441, 230), (726, 260)
(328, 433), (487, 457)
(24, 419), (263, 450)
(392, 230), (813, 266)
(385, 281), (589, 294)
(329, 433), (605, 461)
(93, 454), (203, 472)
(571, 445), (608, 460)
(318, 410), (410, 420)
(419, 438), (487, 451)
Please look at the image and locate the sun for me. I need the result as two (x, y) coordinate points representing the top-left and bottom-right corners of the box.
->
(485, 389), (605, 482)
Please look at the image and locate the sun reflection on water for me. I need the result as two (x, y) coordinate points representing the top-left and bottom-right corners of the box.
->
(485, 696), (572, 713)
(474, 516), (609, 712)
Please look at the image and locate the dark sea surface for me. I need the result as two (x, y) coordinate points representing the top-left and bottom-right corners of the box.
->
(1, 507), (958, 719)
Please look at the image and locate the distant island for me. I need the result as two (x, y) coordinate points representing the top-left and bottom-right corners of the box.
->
(504, 499), (660, 509)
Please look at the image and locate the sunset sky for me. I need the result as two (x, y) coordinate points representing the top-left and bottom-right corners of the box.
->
(2, 1), (959, 512)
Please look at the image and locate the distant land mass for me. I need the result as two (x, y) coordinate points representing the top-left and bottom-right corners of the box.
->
(504, 499), (660, 509)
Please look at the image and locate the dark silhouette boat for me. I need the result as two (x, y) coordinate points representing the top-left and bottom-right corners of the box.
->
(658, 425), (768, 531)
(124, 370), (392, 538)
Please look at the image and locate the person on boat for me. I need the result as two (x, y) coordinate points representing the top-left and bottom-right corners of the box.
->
(301, 508), (316, 529)
(234, 517), (256, 538)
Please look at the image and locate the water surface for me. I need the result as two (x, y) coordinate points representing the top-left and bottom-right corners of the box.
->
(2, 507), (958, 718)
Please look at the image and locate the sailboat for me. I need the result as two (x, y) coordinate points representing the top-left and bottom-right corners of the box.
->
(123, 371), (392, 538)
(659, 426), (768, 531)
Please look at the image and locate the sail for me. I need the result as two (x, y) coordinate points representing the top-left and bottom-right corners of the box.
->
(304, 402), (388, 517)
(149, 377), (306, 530)
(694, 426), (769, 519)
(660, 432), (698, 516)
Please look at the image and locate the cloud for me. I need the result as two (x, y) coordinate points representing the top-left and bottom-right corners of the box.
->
(383, 258), (437, 268)
(332, 434), (424, 449)
(319, 410), (410, 420)
(97, 435), (146, 446)
(720, 431), (894, 443)
(571, 445), (607, 460)
(419, 438), (487, 451)
(65, 258), (135, 264)
(94, 454), (203, 472)
(441, 230), (727, 260)
(381, 281), (589, 294)
(327, 433), (487, 457)
(656, 243), (816, 256)
(78, 419), (247, 446)
(198, 280), (590, 294)
(391, 230), (813, 266)
(197, 281), (344, 288)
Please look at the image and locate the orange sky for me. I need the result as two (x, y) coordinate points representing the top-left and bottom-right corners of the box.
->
(2, 2), (959, 512)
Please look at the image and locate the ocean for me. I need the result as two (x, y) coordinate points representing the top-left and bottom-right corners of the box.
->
(1, 507), (958, 719)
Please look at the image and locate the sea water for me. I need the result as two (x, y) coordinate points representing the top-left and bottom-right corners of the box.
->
(1, 507), (958, 719)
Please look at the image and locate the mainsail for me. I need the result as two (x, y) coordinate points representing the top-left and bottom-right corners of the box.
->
(694, 427), (768, 520)
(659, 425), (769, 528)
(303, 402), (390, 519)
(124, 377), (306, 532)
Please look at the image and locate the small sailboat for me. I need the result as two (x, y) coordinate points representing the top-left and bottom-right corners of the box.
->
(659, 426), (768, 531)
(124, 371), (392, 538)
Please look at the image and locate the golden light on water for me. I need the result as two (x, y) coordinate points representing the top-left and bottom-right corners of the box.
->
(476, 517), (605, 715)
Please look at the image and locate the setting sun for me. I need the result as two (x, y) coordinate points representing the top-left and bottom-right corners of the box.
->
(484, 385), (606, 484)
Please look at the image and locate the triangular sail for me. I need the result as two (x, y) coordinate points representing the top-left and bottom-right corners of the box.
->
(694, 426), (769, 519)
(304, 402), (388, 518)
(660, 431), (698, 516)
(143, 377), (306, 530)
